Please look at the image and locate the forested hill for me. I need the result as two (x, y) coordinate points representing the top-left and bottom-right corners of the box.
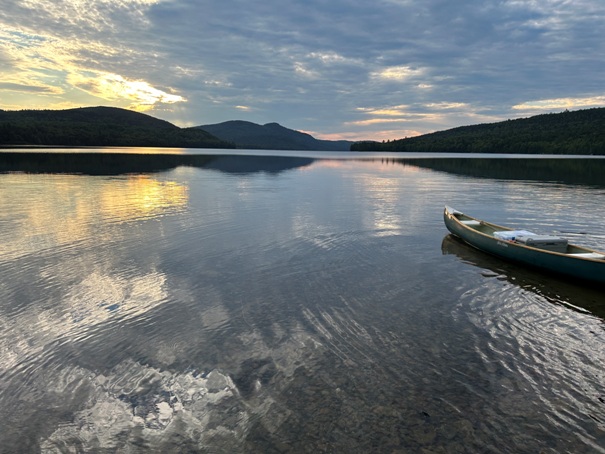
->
(351, 107), (605, 154)
(197, 120), (353, 151)
(0, 107), (234, 148)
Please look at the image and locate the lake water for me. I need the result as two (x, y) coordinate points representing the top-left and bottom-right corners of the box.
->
(1, 150), (604, 453)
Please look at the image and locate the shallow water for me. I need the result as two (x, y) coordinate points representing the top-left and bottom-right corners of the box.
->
(0, 152), (604, 453)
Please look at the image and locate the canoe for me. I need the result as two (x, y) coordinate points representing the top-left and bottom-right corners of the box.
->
(443, 206), (605, 285)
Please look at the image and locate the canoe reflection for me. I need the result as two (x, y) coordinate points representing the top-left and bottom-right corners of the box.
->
(441, 234), (605, 319)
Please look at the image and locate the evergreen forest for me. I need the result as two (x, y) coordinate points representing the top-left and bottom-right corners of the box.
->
(0, 107), (234, 149)
(351, 108), (605, 154)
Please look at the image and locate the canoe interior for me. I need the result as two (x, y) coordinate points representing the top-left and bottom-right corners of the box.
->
(449, 210), (601, 256)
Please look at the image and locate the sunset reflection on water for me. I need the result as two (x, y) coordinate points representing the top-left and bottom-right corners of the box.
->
(0, 173), (188, 260)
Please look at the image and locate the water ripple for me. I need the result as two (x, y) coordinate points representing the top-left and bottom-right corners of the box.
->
(2, 158), (605, 452)
(454, 277), (605, 450)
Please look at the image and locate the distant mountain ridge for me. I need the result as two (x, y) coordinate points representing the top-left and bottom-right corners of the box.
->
(6, 106), (604, 154)
(0, 107), (234, 149)
(351, 107), (605, 154)
(197, 120), (353, 151)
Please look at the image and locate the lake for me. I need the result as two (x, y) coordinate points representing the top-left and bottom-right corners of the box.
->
(0, 150), (604, 453)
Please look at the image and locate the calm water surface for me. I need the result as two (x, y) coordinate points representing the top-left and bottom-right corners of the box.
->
(0, 152), (604, 453)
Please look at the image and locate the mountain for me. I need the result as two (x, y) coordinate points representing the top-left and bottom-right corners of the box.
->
(0, 107), (234, 149)
(351, 107), (605, 154)
(196, 120), (352, 151)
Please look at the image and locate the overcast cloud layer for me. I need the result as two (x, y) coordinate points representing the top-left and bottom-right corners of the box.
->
(1, 0), (604, 140)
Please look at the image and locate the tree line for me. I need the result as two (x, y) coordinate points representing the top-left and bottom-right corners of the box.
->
(351, 108), (605, 154)
(0, 107), (235, 149)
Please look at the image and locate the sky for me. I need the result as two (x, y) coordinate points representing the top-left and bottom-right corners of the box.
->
(1, 0), (605, 141)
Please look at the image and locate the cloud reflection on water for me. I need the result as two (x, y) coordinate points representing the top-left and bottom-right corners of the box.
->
(1, 155), (605, 452)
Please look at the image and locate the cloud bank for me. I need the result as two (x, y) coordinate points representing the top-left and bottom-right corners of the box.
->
(1, 0), (604, 140)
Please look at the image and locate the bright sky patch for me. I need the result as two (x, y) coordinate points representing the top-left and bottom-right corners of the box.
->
(68, 72), (185, 111)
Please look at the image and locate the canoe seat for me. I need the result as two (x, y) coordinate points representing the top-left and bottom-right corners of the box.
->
(568, 252), (605, 260)
(461, 220), (481, 226)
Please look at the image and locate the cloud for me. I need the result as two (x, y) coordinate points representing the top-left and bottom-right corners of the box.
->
(1, 0), (605, 139)
(67, 72), (185, 111)
(0, 81), (63, 95)
(424, 102), (469, 110)
(512, 96), (605, 111)
(358, 107), (409, 117)
(347, 118), (413, 126)
(0, 23), (185, 111)
(354, 103), (469, 123)
(371, 66), (424, 82)
(293, 62), (320, 79)
(307, 51), (361, 66)
(17, 0), (159, 33)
